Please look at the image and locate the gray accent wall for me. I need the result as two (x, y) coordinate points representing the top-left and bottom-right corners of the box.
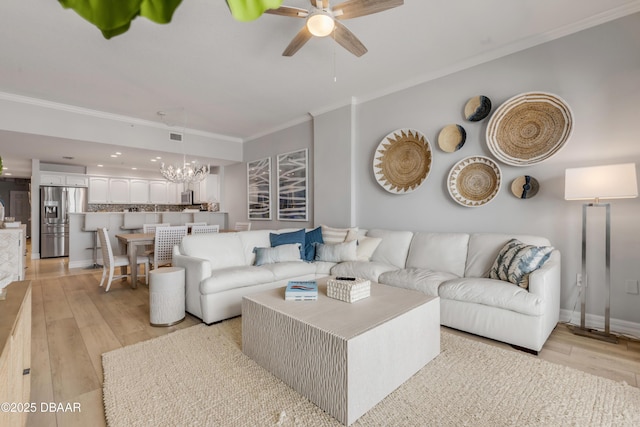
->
(225, 119), (314, 230)
(226, 13), (640, 326)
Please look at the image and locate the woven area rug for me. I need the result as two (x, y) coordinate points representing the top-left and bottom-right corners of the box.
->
(103, 318), (640, 426)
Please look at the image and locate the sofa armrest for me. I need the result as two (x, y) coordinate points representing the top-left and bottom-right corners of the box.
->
(527, 250), (561, 322)
(173, 253), (212, 318)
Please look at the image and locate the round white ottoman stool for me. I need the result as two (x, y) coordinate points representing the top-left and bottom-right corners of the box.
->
(149, 266), (185, 327)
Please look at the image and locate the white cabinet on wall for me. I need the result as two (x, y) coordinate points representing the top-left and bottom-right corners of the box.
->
(88, 177), (109, 203)
(149, 181), (168, 204)
(109, 178), (130, 203)
(167, 182), (182, 204)
(41, 173), (88, 187)
(129, 179), (150, 203)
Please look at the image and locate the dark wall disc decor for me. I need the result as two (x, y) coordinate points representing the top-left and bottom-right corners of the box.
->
(511, 175), (540, 199)
(373, 128), (432, 194)
(438, 124), (467, 152)
(464, 95), (492, 121)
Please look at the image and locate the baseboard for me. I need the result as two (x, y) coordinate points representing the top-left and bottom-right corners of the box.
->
(560, 309), (640, 339)
(69, 259), (95, 269)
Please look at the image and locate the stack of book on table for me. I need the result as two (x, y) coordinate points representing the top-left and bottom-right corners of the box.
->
(285, 281), (318, 301)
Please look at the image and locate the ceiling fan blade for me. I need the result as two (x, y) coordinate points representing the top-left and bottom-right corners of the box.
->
(332, 20), (367, 57)
(264, 6), (309, 18)
(309, 0), (329, 9)
(282, 26), (313, 56)
(333, 0), (403, 20)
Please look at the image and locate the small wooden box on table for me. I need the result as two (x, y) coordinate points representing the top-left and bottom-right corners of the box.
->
(242, 278), (440, 425)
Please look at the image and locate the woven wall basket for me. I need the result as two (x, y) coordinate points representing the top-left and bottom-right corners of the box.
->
(486, 92), (573, 166)
(373, 128), (432, 194)
(448, 156), (502, 207)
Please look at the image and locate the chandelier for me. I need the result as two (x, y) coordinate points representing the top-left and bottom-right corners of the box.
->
(158, 110), (209, 184)
(160, 159), (209, 184)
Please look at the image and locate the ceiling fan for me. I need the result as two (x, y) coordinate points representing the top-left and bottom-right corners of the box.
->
(265, 0), (404, 57)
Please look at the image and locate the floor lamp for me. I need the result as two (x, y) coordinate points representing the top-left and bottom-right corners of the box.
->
(564, 163), (638, 343)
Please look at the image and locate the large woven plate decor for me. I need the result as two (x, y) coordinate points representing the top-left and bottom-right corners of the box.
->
(373, 128), (432, 194)
(486, 92), (573, 166)
(448, 156), (501, 207)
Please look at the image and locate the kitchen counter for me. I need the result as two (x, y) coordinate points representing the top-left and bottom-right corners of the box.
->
(68, 211), (228, 268)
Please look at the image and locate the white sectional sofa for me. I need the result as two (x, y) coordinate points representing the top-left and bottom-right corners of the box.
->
(173, 228), (560, 352)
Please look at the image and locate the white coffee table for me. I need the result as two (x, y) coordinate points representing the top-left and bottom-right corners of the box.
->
(242, 278), (440, 425)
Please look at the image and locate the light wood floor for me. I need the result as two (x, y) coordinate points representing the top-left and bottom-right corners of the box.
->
(23, 254), (640, 427)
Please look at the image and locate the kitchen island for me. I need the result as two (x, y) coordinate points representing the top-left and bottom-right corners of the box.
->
(68, 212), (228, 268)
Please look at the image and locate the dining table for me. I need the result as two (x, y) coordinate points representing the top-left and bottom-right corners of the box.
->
(115, 232), (154, 288)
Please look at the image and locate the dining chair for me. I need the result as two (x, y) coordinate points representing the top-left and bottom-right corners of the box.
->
(152, 225), (188, 269)
(234, 222), (252, 231)
(97, 227), (149, 292)
(143, 223), (170, 234)
(191, 224), (220, 234)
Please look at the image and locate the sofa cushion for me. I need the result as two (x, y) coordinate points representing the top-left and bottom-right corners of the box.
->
(379, 268), (459, 297)
(315, 240), (358, 263)
(260, 261), (318, 280)
(465, 233), (552, 278)
(304, 227), (324, 261)
(200, 266), (275, 294)
(313, 261), (337, 275)
(321, 225), (359, 243)
(180, 233), (247, 269)
(438, 278), (544, 316)
(406, 232), (469, 277)
(356, 236), (382, 261)
(253, 244), (303, 266)
(366, 229), (414, 269)
(331, 261), (399, 282)
(270, 229), (305, 259)
(237, 230), (272, 265)
(489, 239), (554, 289)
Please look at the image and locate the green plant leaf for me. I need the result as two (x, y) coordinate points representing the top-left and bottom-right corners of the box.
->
(58, 0), (183, 39)
(226, 0), (283, 22)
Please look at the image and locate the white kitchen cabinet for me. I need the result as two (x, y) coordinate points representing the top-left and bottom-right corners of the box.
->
(149, 181), (168, 204)
(88, 177), (109, 203)
(41, 173), (88, 187)
(40, 173), (66, 186)
(129, 179), (150, 203)
(65, 175), (89, 187)
(167, 182), (181, 204)
(109, 178), (130, 204)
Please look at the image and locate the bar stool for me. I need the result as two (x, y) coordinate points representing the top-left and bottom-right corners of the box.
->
(83, 213), (110, 269)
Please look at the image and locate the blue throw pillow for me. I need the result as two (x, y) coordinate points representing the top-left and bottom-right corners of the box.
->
(304, 226), (324, 262)
(270, 229), (305, 259)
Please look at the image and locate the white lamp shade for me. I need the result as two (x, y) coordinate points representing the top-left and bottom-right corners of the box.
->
(565, 163), (638, 200)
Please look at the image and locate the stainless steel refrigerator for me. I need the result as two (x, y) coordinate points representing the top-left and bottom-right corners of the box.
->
(40, 186), (87, 258)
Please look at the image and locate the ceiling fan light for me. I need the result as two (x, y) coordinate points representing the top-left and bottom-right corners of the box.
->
(306, 13), (334, 37)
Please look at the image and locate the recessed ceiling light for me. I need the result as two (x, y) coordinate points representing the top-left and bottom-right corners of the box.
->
(115, 152), (122, 155)
(150, 159), (157, 162)
(97, 164), (103, 167)
(4, 173), (12, 176)
(131, 167), (137, 170)
(110, 154), (117, 158)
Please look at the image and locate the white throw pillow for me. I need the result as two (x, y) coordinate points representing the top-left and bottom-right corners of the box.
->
(321, 225), (359, 244)
(253, 244), (303, 266)
(314, 240), (358, 263)
(356, 236), (382, 261)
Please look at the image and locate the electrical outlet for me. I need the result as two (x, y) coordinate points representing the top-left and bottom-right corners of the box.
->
(576, 273), (582, 287)
(625, 279), (639, 295)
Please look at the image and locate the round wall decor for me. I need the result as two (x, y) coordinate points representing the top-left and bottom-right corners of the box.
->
(448, 156), (501, 207)
(486, 92), (573, 166)
(464, 95), (492, 121)
(511, 175), (539, 199)
(373, 128), (432, 194)
(438, 124), (466, 152)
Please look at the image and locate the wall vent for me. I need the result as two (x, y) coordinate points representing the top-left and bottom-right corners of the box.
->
(169, 132), (183, 142)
